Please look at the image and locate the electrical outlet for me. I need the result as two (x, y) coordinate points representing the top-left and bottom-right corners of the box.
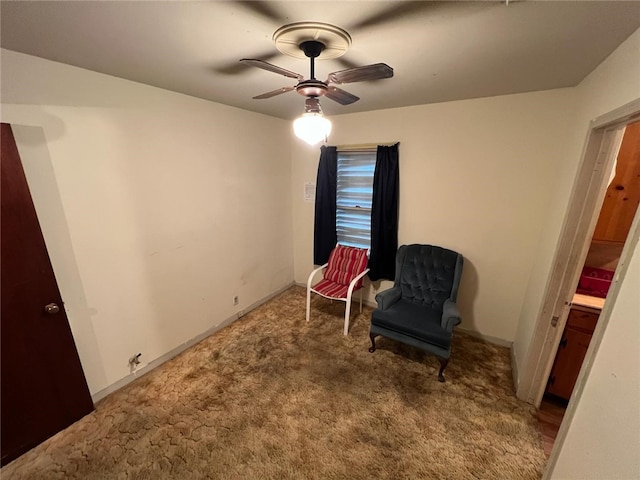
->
(233, 295), (239, 306)
(128, 353), (142, 373)
(128, 353), (141, 366)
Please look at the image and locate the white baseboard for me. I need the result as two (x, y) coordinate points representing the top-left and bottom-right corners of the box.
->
(91, 282), (295, 403)
(510, 343), (519, 391)
(300, 281), (514, 348)
(456, 326), (513, 349)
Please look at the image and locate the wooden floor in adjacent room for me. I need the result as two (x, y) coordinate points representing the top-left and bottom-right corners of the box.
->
(537, 394), (568, 456)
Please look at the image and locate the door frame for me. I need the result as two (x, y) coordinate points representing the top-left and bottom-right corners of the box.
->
(515, 98), (640, 466)
(518, 98), (640, 405)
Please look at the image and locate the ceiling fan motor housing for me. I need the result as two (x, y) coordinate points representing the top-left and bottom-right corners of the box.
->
(296, 80), (327, 97)
(300, 40), (324, 59)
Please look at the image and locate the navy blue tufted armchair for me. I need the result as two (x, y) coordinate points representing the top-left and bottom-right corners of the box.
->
(369, 244), (464, 382)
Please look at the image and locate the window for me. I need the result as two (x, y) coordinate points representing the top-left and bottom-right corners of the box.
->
(336, 149), (376, 249)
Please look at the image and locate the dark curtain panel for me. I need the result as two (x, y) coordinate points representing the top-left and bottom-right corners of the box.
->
(313, 145), (338, 265)
(369, 143), (399, 281)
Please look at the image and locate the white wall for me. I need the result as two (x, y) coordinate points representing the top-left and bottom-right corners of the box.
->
(1, 49), (294, 395)
(513, 27), (640, 376)
(292, 89), (577, 342)
(532, 29), (640, 479)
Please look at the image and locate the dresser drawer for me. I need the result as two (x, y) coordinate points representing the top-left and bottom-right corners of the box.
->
(567, 308), (599, 333)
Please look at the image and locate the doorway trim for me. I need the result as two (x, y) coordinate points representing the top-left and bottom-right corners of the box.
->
(514, 98), (640, 470)
(517, 98), (640, 406)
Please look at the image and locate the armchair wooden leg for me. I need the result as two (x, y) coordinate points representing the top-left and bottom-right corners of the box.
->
(436, 356), (449, 383)
(368, 332), (378, 353)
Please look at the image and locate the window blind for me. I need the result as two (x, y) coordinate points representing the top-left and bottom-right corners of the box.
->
(336, 150), (376, 249)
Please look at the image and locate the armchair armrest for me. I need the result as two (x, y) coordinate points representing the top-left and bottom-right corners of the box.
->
(441, 299), (462, 332)
(307, 263), (328, 290)
(375, 287), (402, 311)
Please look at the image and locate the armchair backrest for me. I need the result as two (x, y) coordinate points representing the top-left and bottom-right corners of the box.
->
(324, 244), (369, 288)
(394, 244), (463, 310)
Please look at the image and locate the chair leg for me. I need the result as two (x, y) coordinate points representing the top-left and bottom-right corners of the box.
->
(343, 298), (352, 336)
(368, 332), (378, 353)
(306, 288), (311, 323)
(436, 356), (449, 383)
(359, 288), (363, 313)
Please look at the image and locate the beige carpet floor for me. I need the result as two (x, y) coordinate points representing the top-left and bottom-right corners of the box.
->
(2, 286), (546, 479)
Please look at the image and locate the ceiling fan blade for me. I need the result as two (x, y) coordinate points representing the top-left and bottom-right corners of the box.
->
(325, 86), (360, 105)
(327, 63), (394, 85)
(235, 1), (287, 23)
(252, 86), (295, 100)
(348, 2), (492, 33)
(214, 52), (279, 75)
(240, 59), (304, 80)
(348, 1), (435, 32)
(335, 57), (361, 71)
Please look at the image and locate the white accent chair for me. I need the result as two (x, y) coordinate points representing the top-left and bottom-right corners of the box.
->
(306, 244), (370, 335)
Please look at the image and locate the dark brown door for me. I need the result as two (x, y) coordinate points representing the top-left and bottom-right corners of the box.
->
(1, 123), (93, 466)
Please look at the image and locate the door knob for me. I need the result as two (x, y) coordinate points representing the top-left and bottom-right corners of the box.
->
(44, 303), (60, 315)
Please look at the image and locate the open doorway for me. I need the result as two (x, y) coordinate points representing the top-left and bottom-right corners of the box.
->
(538, 120), (640, 454)
(515, 98), (640, 460)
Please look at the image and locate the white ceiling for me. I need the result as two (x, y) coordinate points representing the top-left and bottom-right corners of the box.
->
(2, 1), (639, 120)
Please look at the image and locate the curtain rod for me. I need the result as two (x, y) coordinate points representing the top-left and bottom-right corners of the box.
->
(334, 142), (399, 151)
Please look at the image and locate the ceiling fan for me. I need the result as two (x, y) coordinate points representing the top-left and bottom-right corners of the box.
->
(240, 22), (394, 107)
(239, 22), (394, 145)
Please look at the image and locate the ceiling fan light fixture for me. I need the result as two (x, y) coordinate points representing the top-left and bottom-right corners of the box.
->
(293, 108), (332, 146)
